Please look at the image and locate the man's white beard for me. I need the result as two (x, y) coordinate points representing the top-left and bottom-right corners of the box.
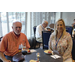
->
(15, 32), (21, 35)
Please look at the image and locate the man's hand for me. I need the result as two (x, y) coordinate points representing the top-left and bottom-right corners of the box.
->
(0, 52), (11, 62)
(4, 59), (11, 62)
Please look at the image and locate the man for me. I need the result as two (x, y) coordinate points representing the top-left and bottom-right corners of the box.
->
(0, 21), (30, 62)
(72, 19), (75, 27)
(36, 20), (48, 42)
(72, 19), (75, 38)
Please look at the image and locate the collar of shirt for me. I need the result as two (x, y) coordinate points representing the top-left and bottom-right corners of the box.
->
(12, 31), (21, 39)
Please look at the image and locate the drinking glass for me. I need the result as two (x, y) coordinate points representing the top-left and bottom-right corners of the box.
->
(36, 53), (40, 62)
(22, 43), (27, 55)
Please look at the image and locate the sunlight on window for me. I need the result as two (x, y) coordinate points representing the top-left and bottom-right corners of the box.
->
(0, 12), (56, 38)
(1, 12), (8, 36)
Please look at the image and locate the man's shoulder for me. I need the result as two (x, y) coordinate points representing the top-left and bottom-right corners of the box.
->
(20, 33), (26, 36)
(4, 32), (12, 37)
(37, 24), (42, 29)
(37, 24), (41, 27)
(2, 32), (12, 40)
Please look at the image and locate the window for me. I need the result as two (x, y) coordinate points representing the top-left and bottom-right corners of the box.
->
(30, 12), (53, 37)
(8, 12), (26, 33)
(0, 12), (26, 37)
(1, 12), (8, 36)
(0, 12), (56, 38)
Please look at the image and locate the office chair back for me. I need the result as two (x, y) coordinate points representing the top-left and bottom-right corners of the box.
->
(33, 26), (37, 37)
(72, 39), (75, 60)
(66, 26), (73, 36)
(0, 36), (3, 41)
(42, 31), (51, 49)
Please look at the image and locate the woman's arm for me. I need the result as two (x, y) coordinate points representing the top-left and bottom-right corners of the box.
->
(63, 34), (73, 61)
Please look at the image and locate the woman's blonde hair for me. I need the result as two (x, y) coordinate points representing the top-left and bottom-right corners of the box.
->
(54, 19), (66, 38)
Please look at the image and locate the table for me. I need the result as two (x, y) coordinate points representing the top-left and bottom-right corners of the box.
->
(25, 48), (63, 62)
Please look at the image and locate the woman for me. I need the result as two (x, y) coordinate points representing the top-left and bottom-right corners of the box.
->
(49, 19), (72, 62)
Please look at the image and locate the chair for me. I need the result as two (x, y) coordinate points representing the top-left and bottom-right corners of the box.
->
(42, 31), (52, 49)
(33, 26), (41, 48)
(66, 26), (73, 37)
(0, 36), (3, 41)
(72, 39), (75, 60)
(0, 36), (3, 62)
(33, 26), (37, 37)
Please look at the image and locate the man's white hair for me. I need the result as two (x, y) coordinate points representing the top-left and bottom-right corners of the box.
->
(12, 20), (21, 26)
(42, 20), (48, 24)
(13, 20), (21, 23)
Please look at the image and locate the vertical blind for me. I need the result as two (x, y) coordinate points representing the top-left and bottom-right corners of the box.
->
(0, 12), (56, 38)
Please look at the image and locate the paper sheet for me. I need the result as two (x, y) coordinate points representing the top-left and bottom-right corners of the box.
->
(51, 54), (61, 59)
(30, 49), (37, 53)
(29, 60), (37, 62)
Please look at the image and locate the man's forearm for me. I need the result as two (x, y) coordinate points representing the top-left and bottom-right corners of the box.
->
(0, 52), (9, 62)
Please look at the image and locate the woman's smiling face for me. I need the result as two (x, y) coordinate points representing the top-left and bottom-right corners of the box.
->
(56, 21), (64, 33)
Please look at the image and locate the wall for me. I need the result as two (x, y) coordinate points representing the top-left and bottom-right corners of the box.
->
(27, 12), (31, 39)
(55, 12), (61, 22)
(62, 12), (75, 26)
(0, 13), (2, 37)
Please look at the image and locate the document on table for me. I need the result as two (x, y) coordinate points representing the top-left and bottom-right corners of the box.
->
(30, 49), (37, 53)
(51, 54), (61, 59)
